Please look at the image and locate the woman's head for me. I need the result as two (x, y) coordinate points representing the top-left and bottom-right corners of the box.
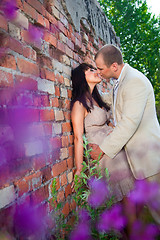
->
(71, 63), (110, 112)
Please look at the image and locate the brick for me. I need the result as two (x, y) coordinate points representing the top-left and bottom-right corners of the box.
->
(52, 122), (62, 135)
(62, 136), (69, 147)
(41, 95), (50, 107)
(0, 14), (8, 31)
(23, 46), (37, 61)
(43, 123), (52, 136)
(55, 86), (60, 97)
(64, 77), (70, 87)
(62, 122), (71, 133)
(40, 109), (54, 121)
(38, 79), (55, 94)
(60, 87), (68, 98)
(57, 41), (66, 54)
(12, 10), (29, 29)
(0, 70), (13, 87)
(27, 0), (44, 15)
(31, 185), (49, 204)
(60, 148), (68, 160)
(40, 68), (55, 81)
(54, 110), (64, 121)
(68, 146), (74, 158)
(0, 55), (16, 70)
(15, 179), (29, 197)
(44, 31), (57, 47)
(23, 1), (37, 21)
(15, 76), (37, 91)
(50, 137), (61, 149)
(62, 202), (70, 217)
(64, 111), (71, 121)
(60, 173), (67, 186)
(55, 74), (64, 84)
(67, 157), (74, 169)
(70, 199), (76, 211)
(50, 97), (59, 107)
(38, 56), (53, 70)
(52, 160), (67, 177)
(17, 58), (39, 76)
(0, 185), (16, 209)
(32, 155), (46, 171)
(67, 171), (73, 184)
(24, 140), (43, 156)
(69, 135), (74, 145)
(57, 190), (64, 202)
(67, 89), (72, 99)
(65, 184), (72, 198)
(41, 166), (52, 183)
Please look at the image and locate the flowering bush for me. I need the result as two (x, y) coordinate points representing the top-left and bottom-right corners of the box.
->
(70, 136), (160, 240)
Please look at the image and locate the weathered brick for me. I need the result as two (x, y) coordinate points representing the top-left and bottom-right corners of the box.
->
(50, 97), (59, 107)
(67, 157), (74, 169)
(52, 122), (62, 135)
(52, 160), (67, 177)
(0, 70), (13, 87)
(60, 147), (68, 160)
(60, 173), (67, 186)
(62, 202), (70, 217)
(17, 58), (39, 76)
(15, 179), (29, 197)
(0, 14), (8, 31)
(15, 76), (37, 91)
(41, 166), (52, 183)
(38, 79), (55, 94)
(44, 31), (57, 47)
(67, 171), (73, 184)
(23, 46), (37, 61)
(62, 122), (71, 133)
(61, 136), (69, 147)
(50, 137), (61, 149)
(57, 190), (64, 202)
(23, 1), (37, 21)
(40, 68), (55, 81)
(65, 184), (72, 198)
(0, 185), (16, 209)
(31, 185), (49, 204)
(24, 140), (43, 156)
(40, 109), (54, 121)
(54, 110), (64, 121)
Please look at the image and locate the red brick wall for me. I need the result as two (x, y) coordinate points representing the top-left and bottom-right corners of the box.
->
(0, 0), (118, 235)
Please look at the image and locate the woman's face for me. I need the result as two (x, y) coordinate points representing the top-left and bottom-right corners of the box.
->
(85, 68), (101, 84)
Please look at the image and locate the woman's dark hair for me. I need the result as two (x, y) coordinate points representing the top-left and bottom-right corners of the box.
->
(71, 63), (110, 112)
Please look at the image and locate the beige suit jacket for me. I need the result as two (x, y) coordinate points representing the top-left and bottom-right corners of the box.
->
(100, 64), (160, 179)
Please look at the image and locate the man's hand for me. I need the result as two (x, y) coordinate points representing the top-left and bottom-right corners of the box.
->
(88, 143), (104, 160)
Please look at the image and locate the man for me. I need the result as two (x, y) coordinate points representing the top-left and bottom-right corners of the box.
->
(90, 44), (160, 222)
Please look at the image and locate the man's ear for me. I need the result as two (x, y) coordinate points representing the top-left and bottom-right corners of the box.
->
(111, 62), (118, 72)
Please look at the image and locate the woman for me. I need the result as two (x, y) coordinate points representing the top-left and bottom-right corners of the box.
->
(71, 63), (134, 201)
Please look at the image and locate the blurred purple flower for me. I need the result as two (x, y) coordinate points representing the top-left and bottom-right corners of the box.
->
(70, 222), (92, 240)
(14, 202), (48, 239)
(2, 0), (18, 20)
(88, 177), (109, 208)
(79, 209), (91, 222)
(98, 204), (126, 233)
(129, 179), (160, 210)
(28, 25), (44, 44)
(130, 220), (159, 240)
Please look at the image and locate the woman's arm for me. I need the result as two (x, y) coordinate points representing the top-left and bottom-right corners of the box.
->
(71, 101), (86, 175)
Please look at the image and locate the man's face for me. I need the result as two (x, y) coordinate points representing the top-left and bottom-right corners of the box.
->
(95, 55), (112, 81)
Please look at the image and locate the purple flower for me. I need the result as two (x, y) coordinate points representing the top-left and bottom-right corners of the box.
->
(79, 209), (91, 222)
(129, 179), (160, 210)
(2, 0), (18, 20)
(130, 220), (159, 240)
(98, 204), (126, 233)
(14, 202), (48, 239)
(70, 222), (92, 240)
(88, 177), (109, 208)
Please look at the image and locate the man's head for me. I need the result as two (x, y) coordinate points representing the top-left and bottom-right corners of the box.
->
(95, 44), (124, 80)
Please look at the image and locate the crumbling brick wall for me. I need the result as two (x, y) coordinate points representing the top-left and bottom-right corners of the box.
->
(0, 0), (119, 235)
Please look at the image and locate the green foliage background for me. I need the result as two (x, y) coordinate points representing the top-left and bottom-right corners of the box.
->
(97, 0), (160, 120)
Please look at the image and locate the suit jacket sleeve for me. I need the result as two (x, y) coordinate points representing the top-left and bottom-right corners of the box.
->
(100, 76), (149, 158)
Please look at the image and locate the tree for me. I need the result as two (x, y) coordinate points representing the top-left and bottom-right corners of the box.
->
(98, 0), (160, 119)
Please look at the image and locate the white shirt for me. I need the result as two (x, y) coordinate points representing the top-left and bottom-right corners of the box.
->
(113, 64), (126, 125)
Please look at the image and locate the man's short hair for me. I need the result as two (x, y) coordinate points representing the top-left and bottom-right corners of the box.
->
(95, 44), (123, 67)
